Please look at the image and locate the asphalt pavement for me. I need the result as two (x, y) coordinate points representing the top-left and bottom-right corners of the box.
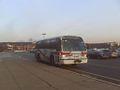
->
(77, 58), (120, 80)
(0, 52), (120, 90)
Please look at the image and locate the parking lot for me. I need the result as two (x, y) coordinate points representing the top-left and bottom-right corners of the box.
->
(0, 52), (120, 90)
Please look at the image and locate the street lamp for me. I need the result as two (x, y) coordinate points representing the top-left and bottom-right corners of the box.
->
(42, 33), (46, 39)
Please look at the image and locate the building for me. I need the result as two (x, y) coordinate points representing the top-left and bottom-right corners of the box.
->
(0, 42), (35, 52)
(86, 42), (119, 49)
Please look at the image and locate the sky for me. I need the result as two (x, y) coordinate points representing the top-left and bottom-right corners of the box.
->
(0, 0), (120, 43)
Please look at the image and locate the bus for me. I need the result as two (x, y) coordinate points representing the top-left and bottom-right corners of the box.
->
(35, 35), (88, 65)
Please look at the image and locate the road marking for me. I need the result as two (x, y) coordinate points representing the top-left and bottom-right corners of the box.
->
(79, 69), (120, 86)
(61, 66), (120, 87)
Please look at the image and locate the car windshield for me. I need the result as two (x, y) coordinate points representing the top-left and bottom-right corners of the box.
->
(62, 39), (86, 51)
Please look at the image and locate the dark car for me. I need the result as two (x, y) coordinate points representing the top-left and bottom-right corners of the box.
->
(98, 49), (111, 59)
(87, 48), (98, 58)
(88, 49), (111, 59)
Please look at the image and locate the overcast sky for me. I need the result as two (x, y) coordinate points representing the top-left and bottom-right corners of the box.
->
(0, 0), (120, 43)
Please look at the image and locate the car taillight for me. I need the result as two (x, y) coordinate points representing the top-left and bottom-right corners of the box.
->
(81, 51), (87, 56)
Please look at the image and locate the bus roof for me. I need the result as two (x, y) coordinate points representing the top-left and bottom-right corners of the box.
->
(60, 35), (82, 40)
(37, 35), (82, 42)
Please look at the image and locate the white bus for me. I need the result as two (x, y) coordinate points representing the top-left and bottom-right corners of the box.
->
(35, 35), (88, 65)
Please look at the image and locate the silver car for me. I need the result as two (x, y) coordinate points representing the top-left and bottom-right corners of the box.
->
(116, 48), (120, 57)
(110, 49), (118, 58)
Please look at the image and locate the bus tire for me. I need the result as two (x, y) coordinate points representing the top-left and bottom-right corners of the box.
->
(36, 53), (41, 62)
(50, 55), (55, 65)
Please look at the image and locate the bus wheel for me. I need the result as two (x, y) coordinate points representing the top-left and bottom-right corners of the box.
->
(36, 53), (41, 62)
(50, 55), (55, 65)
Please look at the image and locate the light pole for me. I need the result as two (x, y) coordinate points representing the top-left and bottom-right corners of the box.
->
(42, 33), (46, 39)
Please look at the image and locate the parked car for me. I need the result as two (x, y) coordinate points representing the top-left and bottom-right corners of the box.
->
(116, 48), (120, 57)
(99, 49), (112, 59)
(87, 48), (111, 59)
(110, 49), (118, 58)
(87, 48), (98, 58)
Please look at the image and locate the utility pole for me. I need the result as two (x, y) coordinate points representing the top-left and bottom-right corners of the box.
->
(42, 33), (46, 39)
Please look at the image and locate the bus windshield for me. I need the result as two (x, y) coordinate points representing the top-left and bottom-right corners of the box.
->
(62, 39), (86, 51)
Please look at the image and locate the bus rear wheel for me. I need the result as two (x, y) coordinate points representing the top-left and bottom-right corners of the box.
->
(35, 53), (41, 62)
(50, 55), (55, 65)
